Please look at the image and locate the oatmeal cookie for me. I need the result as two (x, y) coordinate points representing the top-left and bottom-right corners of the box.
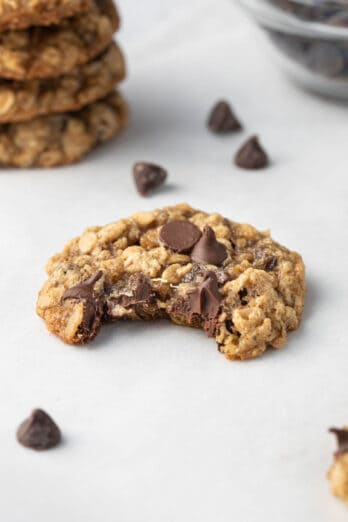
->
(0, 43), (125, 123)
(328, 427), (348, 504)
(37, 204), (306, 360)
(0, 0), (91, 32)
(0, 90), (128, 167)
(0, 0), (119, 81)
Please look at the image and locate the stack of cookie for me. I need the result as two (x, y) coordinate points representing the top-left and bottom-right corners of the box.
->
(0, 0), (127, 167)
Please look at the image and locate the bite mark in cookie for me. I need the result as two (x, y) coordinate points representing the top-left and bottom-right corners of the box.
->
(37, 204), (306, 360)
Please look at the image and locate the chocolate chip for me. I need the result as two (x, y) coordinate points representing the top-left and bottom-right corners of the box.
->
(225, 319), (234, 334)
(61, 271), (103, 343)
(330, 428), (348, 457)
(235, 135), (269, 170)
(191, 226), (227, 266)
(188, 271), (223, 337)
(208, 100), (242, 133)
(17, 409), (61, 450)
(133, 162), (167, 196)
(168, 272), (223, 337)
(159, 220), (202, 253)
(62, 271), (103, 302)
(238, 288), (248, 305)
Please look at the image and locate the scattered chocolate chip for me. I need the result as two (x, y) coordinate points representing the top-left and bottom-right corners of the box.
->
(191, 226), (227, 266)
(235, 135), (269, 170)
(61, 271), (103, 343)
(61, 271), (103, 302)
(159, 220), (202, 253)
(330, 428), (348, 457)
(264, 256), (278, 272)
(17, 409), (61, 450)
(208, 100), (242, 133)
(188, 271), (223, 337)
(133, 162), (167, 196)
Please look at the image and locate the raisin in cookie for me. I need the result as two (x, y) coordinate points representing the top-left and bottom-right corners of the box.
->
(0, 0), (119, 81)
(37, 204), (306, 360)
(328, 427), (348, 504)
(0, 90), (127, 167)
(0, 43), (125, 123)
(0, 0), (91, 32)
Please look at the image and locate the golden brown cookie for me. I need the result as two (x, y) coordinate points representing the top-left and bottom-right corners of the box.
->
(0, 0), (91, 32)
(0, 0), (119, 80)
(0, 90), (128, 167)
(37, 204), (306, 360)
(0, 42), (125, 123)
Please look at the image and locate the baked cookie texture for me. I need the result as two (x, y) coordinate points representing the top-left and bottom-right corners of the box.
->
(0, 43), (125, 123)
(328, 427), (348, 503)
(37, 204), (306, 360)
(0, 0), (119, 81)
(0, 91), (128, 167)
(0, 0), (127, 166)
(0, 0), (91, 32)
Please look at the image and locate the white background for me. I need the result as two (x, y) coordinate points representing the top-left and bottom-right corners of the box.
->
(0, 0), (347, 520)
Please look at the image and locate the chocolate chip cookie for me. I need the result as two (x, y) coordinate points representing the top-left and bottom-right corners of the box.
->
(0, 0), (91, 32)
(328, 427), (348, 503)
(37, 204), (306, 360)
(0, 90), (127, 167)
(0, 43), (125, 123)
(0, 0), (119, 81)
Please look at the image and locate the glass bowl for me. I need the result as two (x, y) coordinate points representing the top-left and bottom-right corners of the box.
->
(238, 0), (348, 99)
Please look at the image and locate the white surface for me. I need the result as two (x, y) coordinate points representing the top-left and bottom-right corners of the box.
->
(0, 1), (347, 520)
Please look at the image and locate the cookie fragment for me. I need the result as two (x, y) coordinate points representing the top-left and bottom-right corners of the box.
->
(17, 409), (61, 450)
(235, 135), (269, 170)
(208, 100), (242, 133)
(328, 427), (348, 503)
(133, 162), (167, 196)
(191, 226), (227, 266)
(159, 220), (202, 253)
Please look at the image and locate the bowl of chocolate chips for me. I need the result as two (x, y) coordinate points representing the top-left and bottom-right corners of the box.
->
(239, 0), (348, 99)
